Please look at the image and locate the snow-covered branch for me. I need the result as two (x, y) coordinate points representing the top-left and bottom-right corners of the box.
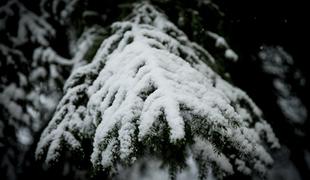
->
(35, 3), (279, 179)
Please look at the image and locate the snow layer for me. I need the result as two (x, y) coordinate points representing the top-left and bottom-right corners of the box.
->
(36, 3), (279, 179)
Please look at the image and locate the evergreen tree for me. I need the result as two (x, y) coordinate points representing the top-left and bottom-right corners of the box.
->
(0, 0), (308, 180)
(34, 2), (279, 179)
(0, 1), (66, 179)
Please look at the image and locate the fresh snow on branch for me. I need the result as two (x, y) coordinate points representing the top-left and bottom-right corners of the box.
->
(36, 3), (279, 179)
(207, 31), (238, 62)
(259, 46), (307, 125)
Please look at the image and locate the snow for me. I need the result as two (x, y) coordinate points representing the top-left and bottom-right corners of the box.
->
(255, 121), (280, 149)
(235, 158), (251, 175)
(207, 31), (238, 62)
(115, 155), (216, 180)
(259, 46), (307, 124)
(17, 127), (33, 146)
(116, 157), (171, 180)
(1, 1), (75, 178)
(277, 94), (307, 124)
(36, 2), (279, 178)
(99, 138), (117, 168)
(6, 0), (56, 46)
(193, 137), (233, 175)
(33, 47), (73, 66)
(0, 84), (27, 121)
(29, 67), (47, 81)
(0, 0), (65, 136)
(17, 72), (27, 86)
(224, 49), (238, 62)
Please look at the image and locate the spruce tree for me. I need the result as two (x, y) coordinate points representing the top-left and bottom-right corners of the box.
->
(33, 3), (279, 179)
(4, 1), (308, 180)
